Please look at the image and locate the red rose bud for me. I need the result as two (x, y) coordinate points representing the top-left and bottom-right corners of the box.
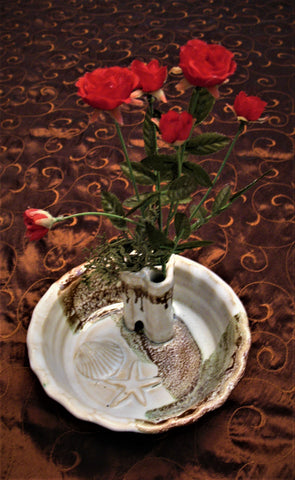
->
(179, 39), (236, 95)
(159, 110), (194, 144)
(24, 208), (55, 241)
(130, 59), (167, 93)
(76, 67), (139, 111)
(233, 91), (267, 122)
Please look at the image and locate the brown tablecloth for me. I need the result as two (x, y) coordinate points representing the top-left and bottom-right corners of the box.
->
(1, 1), (294, 479)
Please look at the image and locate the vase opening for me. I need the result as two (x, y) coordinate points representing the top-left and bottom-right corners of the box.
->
(134, 320), (144, 333)
(149, 269), (166, 284)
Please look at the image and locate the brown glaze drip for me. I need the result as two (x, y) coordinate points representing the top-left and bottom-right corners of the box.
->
(59, 273), (122, 332)
(121, 281), (173, 310)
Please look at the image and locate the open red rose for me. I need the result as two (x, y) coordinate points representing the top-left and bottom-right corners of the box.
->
(24, 208), (55, 241)
(179, 39), (236, 95)
(130, 59), (167, 93)
(159, 110), (193, 144)
(233, 91), (267, 121)
(76, 66), (139, 111)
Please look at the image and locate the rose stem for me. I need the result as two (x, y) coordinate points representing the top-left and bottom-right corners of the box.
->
(147, 95), (163, 233)
(189, 122), (245, 222)
(53, 211), (140, 226)
(115, 121), (141, 206)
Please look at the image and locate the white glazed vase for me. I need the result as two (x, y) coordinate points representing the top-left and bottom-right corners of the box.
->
(120, 255), (175, 343)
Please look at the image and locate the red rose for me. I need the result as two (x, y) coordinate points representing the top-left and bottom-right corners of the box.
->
(159, 110), (193, 144)
(233, 91), (267, 121)
(76, 67), (139, 111)
(130, 59), (167, 93)
(24, 208), (55, 241)
(179, 39), (237, 91)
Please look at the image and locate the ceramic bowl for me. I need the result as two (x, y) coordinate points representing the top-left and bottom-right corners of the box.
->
(27, 255), (251, 433)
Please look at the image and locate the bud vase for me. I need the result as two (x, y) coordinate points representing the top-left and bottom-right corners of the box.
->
(120, 255), (175, 343)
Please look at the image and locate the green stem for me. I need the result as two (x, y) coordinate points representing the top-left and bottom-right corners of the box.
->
(147, 96), (166, 274)
(164, 202), (174, 236)
(164, 145), (185, 237)
(147, 95), (163, 233)
(177, 143), (186, 177)
(191, 201), (235, 230)
(164, 201), (178, 236)
(177, 145), (182, 177)
(164, 91), (199, 239)
(191, 168), (272, 230)
(156, 171), (163, 231)
(188, 87), (200, 116)
(53, 211), (140, 226)
(115, 121), (140, 203)
(189, 122), (245, 221)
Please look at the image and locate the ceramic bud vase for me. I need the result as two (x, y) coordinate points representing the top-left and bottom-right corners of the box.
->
(120, 255), (175, 343)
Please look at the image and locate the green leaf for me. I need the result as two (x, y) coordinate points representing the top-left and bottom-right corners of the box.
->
(183, 161), (212, 187)
(167, 175), (199, 201)
(123, 192), (157, 209)
(174, 212), (191, 239)
(120, 162), (156, 185)
(101, 191), (127, 229)
(185, 133), (230, 156)
(178, 197), (193, 204)
(189, 87), (215, 124)
(143, 113), (157, 156)
(141, 154), (178, 179)
(141, 154), (177, 171)
(160, 193), (192, 205)
(212, 185), (232, 214)
(190, 205), (208, 223)
(145, 223), (174, 248)
(125, 192), (158, 216)
(175, 240), (212, 253)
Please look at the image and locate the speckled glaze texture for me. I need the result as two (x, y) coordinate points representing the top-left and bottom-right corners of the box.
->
(27, 255), (251, 433)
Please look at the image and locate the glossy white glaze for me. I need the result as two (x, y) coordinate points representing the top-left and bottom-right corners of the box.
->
(27, 256), (251, 433)
(120, 255), (175, 343)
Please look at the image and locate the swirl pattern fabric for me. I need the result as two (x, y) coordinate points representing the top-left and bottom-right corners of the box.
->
(0, 1), (294, 479)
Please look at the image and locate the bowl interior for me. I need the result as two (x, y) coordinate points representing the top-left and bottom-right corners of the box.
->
(27, 256), (250, 433)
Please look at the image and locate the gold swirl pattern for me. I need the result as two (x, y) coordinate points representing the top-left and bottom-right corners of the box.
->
(0, 0), (294, 478)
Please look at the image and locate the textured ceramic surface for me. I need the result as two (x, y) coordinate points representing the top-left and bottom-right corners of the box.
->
(27, 256), (251, 433)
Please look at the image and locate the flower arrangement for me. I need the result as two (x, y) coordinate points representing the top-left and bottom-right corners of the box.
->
(24, 39), (268, 280)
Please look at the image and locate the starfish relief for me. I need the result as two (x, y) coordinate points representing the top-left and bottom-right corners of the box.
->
(105, 361), (162, 408)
